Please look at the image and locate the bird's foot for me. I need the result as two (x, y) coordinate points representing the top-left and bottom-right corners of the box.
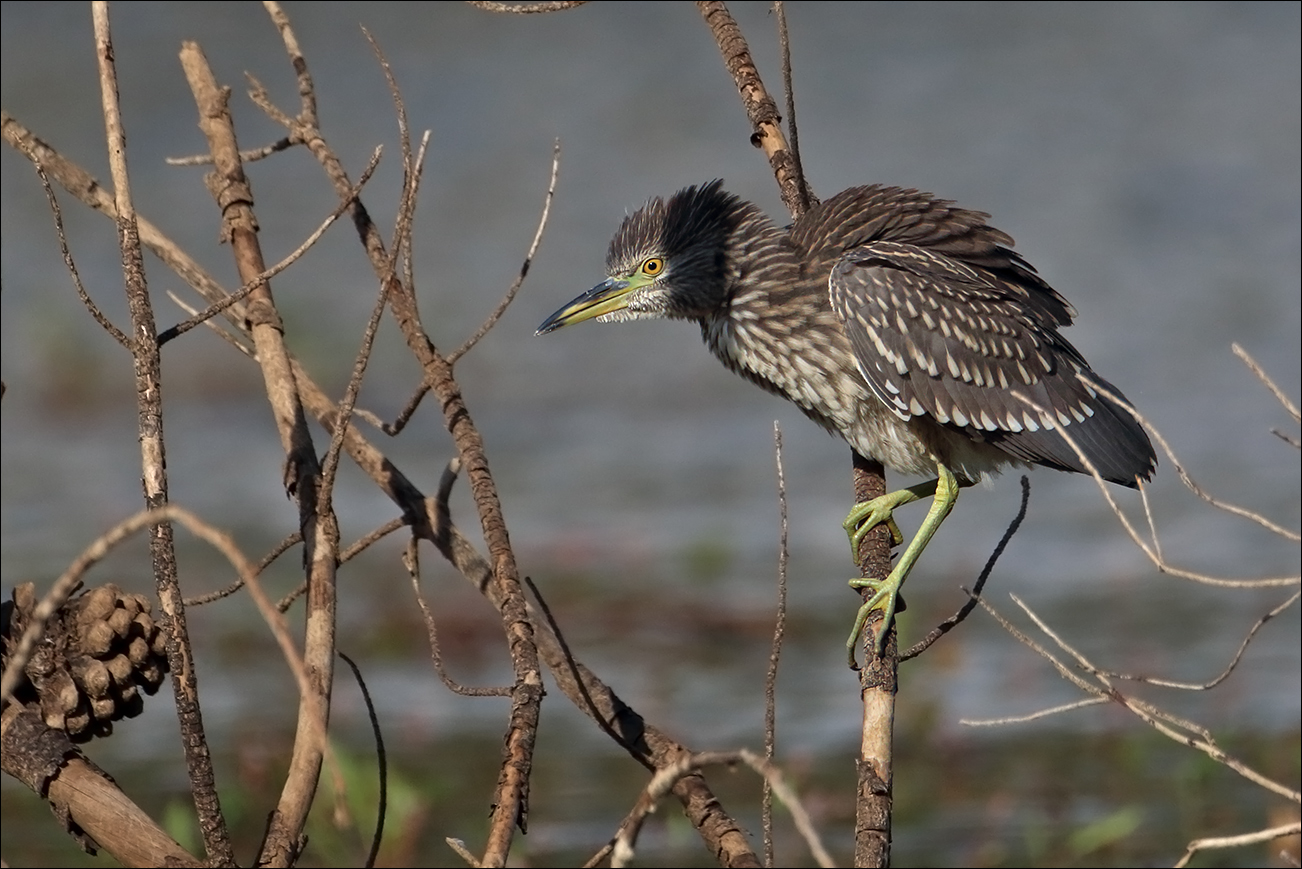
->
(846, 571), (905, 668)
(842, 482), (939, 560)
(843, 465), (959, 669)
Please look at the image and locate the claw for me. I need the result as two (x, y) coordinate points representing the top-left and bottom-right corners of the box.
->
(843, 499), (905, 558)
(846, 573), (904, 667)
(842, 478), (941, 560)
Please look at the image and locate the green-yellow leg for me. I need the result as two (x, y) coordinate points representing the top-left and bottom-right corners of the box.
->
(845, 463), (960, 668)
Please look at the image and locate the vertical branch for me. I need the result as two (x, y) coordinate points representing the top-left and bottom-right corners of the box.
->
(178, 41), (340, 867)
(774, 2), (813, 213)
(696, 1), (815, 215)
(254, 7), (542, 864)
(852, 454), (895, 868)
(88, 4), (233, 865)
(763, 422), (791, 867)
(697, 6), (894, 866)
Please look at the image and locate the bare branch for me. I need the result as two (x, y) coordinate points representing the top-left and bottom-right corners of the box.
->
(273, 520), (407, 613)
(774, 3), (812, 213)
(1101, 591), (1300, 691)
(159, 149), (380, 345)
(450, 141), (561, 363)
(467, 0), (588, 12)
(166, 136), (295, 166)
(23, 150), (130, 347)
(446, 836), (483, 866)
(696, 1), (813, 214)
(1079, 373), (1300, 543)
(184, 530), (301, 608)
(165, 290), (256, 357)
(1234, 342), (1301, 422)
(972, 591), (1302, 804)
(961, 697), (1109, 727)
(6, 111), (761, 863)
(180, 38), (340, 863)
(763, 421), (790, 866)
(903, 475), (1030, 660)
(608, 749), (834, 869)
(263, 1), (317, 122)
(1010, 387), (1299, 586)
(251, 9), (546, 859)
(405, 496), (512, 698)
(1, 705), (203, 868)
(1174, 822), (1302, 869)
(92, 6), (232, 860)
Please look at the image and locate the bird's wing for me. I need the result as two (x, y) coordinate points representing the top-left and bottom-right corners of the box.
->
(829, 241), (1155, 485)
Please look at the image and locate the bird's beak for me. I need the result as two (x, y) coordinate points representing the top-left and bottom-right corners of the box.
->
(536, 278), (633, 335)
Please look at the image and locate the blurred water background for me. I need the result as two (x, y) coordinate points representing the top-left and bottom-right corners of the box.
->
(3, 2), (1299, 866)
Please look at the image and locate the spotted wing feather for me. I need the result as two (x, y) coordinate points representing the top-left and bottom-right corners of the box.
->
(829, 241), (1156, 486)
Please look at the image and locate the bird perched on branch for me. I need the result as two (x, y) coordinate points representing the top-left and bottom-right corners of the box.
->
(538, 181), (1156, 666)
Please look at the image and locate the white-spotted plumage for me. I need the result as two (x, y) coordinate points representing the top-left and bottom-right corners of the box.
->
(548, 181), (1156, 488)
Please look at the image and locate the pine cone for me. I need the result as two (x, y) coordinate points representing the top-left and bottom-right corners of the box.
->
(3, 582), (169, 742)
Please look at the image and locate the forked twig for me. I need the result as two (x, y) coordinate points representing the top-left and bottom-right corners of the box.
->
(963, 592), (1301, 805)
(1079, 372), (1299, 542)
(1099, 591), (1300, 690)
(1009, 386), (1299, 586)
(605, 749), (834, 869)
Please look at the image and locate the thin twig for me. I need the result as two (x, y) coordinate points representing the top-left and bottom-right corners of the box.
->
(1080, 374), (1300, 542)
(1234, 342), (1300, 422)
(467, 0), (587, 12)
(972, 591), (1302, 804)
(380, 381), (433, 436)
(609, 749), (834, 869)
(445, 837), (482, 867)
(263, 0), (317, 122)
(165, 290), (256, 357)
(159, 149), (381, 345)
(25, 149), (129, 347)
(961, 697), (1109, 727)
(276, 520), (406, 612)
(183, 530), (302, 607)
(405, 512), (511, 698)
(449, 141), (561, 363)
(1273, 429), (1301, 449)
(361, 25), (436, 434)
(166, 136), (295, 166)
(1174, 821), (1302, 869)
(774, 3), (811, 213)
(316, 200), (396, 502)
(1100, 591), (1299, 690)
(1010, 388), (1299, 585)
(903, 475), (1030, 660)
(338, 652), (387, 869)
(763, 421), (790, 867)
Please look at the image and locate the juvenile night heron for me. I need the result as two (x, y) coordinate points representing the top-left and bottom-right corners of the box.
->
(538, 181), (1156, 666)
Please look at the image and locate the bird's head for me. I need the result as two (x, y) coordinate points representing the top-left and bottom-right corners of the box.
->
(537, 181), (751, 335)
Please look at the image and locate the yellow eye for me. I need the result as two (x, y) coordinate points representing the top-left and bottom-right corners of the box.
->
(641, 257), (664, 277)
